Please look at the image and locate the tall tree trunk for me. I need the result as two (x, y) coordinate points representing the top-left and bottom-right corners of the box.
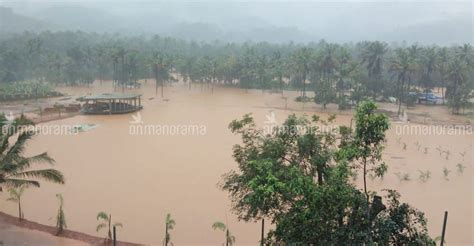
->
(161, 80), (164, 98)
(226, 229), (229, 246)
(442, 85), (445, 105)
(261, 219), (265, 246)
(363, 159), (368, 202)
(108, 215), (112, 241)
(18, 200), (22, 221)
(302, 72), (307, 98)
(165, 225), (168, 246)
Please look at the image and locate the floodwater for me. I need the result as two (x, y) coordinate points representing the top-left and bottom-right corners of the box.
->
(0, 80), (472, 245)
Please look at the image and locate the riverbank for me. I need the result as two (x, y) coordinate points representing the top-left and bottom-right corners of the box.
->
(0, 212), (142, 246)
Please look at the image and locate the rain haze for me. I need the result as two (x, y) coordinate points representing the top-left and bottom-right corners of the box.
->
(0, 1), (473, 246)
(1, 0), (473, 44)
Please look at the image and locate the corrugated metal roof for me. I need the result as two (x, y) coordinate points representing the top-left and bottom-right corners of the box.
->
(79, 93), (141, 100)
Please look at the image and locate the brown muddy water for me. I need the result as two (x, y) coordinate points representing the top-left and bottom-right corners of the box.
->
(1, 81), (472, 245)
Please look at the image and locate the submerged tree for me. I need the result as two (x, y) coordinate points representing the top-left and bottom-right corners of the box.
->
(164, 213), (176, 246)
(6, 185), (27, 221)
(361, 41), (387, 99)
(390, 48), (415, 115)
(55, 194), (67, 235)
(292, 47), (312, 97)
(212, 221), (236, 246)
(446, 58), (472, 114)
(151, 52), (171, 97)
(96, 212), (123, 242)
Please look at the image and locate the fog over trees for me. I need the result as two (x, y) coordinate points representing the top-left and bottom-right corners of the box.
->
(1, 1), (472, 44)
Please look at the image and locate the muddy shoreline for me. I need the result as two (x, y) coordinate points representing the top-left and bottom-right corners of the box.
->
(0, 211), (142, 246)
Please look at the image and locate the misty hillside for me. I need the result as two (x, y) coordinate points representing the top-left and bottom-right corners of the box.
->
(0, 7), (51, 33)
(1, 2), (472, 44)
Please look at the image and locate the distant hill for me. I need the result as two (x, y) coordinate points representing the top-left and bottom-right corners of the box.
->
(389, 17), (473, 45)
(0, 6), (51, 33)
(35, 5), (118, 32)
(1, 3), (471, 45)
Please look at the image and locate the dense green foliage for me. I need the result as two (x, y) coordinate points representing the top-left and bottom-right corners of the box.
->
(0, 32), (472, 112)
(222, 101), (434, 244)
(0, 80), (60, 101)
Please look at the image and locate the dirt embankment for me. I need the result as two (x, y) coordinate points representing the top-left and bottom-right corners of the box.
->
(0, 212), (142, 246)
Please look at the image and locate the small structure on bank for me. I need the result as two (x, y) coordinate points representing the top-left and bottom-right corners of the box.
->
(78, 93), (142, 115)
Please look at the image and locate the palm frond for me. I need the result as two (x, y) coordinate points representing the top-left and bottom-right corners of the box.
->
(212, 221), (226, 231)
(0, 133), (14, 154)
(2, 179), (40, 188)
(14, 115), (35, 127)
(6, 185), (26, 201)
(3, 131), (35, 163)
(96, 223), (107, 232)
(97, 211), (108, 221)
(113, 222), (123, 228)
(15, 152), (55, 172)
(6, 197), (18, 202)
(11, 169), (65, 184)
(229, 235), (236, 244)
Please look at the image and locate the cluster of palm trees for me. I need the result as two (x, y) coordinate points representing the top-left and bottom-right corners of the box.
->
(1, 32), (472, 113)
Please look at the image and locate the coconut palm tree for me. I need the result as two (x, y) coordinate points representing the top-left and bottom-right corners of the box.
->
(456, 43), (473, 66)
(420, 47), (438, 92)
(56, 194), (67, 235)
(151, 52), (171, 97)
(271, 50), (286, 94)
(212, 221), (236, 246)
(0, 114), (65, 191)
(437, 47), (450, 104)
(390, 48), (415, 115)
(6, 185), (27, 221)
(361, 41), (387, 99)
(407, 44), (422, 91)
(292, 47), (312, 97)
(164, 213), (176, 246)
(446, 58), (469, 114)
(96, 212), (123, 242)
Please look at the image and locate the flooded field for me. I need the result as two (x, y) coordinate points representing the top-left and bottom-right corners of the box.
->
(1, 80), (472, 245)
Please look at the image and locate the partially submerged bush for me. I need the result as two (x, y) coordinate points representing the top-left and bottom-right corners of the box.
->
(418, 170), (431, 183)
(395, 172), (411, 182)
